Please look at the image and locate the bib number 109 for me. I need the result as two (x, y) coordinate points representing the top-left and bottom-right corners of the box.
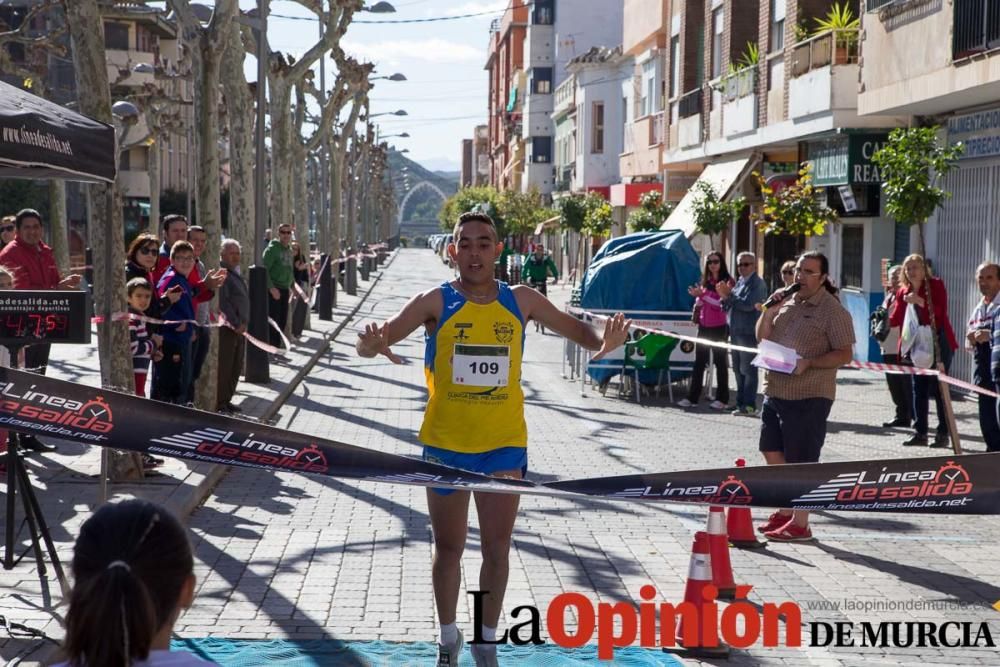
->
(452, 344), (510, 387)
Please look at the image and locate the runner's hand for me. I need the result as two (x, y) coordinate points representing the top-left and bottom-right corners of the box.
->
(591, 312), (631, 361)
(357, 322), (404, 364)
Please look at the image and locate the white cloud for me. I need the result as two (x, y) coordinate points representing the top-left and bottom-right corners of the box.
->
(342, 38), (484, 67)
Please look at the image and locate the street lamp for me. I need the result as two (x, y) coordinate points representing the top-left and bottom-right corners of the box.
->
(372, 72), (407, 81)
(369, 109), (407, 118)
(381, 132), (410, 138)
(364, 1), (396, 12)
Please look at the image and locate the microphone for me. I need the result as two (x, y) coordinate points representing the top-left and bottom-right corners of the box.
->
(762, 283), (801, 310)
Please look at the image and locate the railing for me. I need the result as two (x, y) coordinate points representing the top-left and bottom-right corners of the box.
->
(790, 29), (860, 77)
(866, 0), (899, 10)
(953, 0), (1000, 59)
(554, 77), (575, 110)
(678, 88), (702, 119)
(716, 68), (757, 102)
(648, 111), (665, 146)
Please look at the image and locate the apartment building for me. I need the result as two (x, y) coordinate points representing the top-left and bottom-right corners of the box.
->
(612, 0), (670, 233)
(103, 2), (195, 234)
(485, 3), (528, 191)
(859, 0), (1000, 380)
(551, 46), (631, 198)
(654, 0), (908, 361)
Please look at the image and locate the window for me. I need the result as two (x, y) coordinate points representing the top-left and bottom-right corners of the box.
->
(104, 22), (129, 50)
(534, 0), (554, 25)
(532, 136), (552, 163)
(769, 0), (785, 52)
(591, 102), (605, 153)
(641, 58), (657, 116)
(532, 67), (553, 94)
(711, 8), (724, 78)
(669, 35), (681, 98)
(841, 225), (864, 289)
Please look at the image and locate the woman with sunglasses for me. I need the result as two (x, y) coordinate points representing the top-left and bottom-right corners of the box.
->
(780, 260), (796, 287)
(679, 251), (734, 409)
(0, 215), (15, 250)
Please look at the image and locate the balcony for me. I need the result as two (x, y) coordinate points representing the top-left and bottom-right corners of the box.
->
(953, 0), (1000, 60)
(553, 77), (575, 117)
(677, 89), (703, 148)
(788, 30), (860, 120)
(106, 48), (155, 87)
(790, 29), (858, 77)
(718, 68), (758, 137)
(648, 111), (664, 147)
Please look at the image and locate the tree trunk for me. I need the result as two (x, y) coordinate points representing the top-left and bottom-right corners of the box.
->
(48, 180), (69, 274)
(63, 0), (143, 481)
(329, 147), (342, 254)
(269, 78), (294, 234)
(148, 137), (161, 235)
(220, 16), (255, 276)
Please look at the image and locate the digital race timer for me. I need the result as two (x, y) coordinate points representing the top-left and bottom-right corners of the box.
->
(0, 291), (90, 345)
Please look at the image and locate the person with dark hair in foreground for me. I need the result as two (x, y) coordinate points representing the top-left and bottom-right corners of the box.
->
(53, 499), (218, 666)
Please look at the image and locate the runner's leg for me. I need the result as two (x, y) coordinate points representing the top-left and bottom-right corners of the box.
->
(473, 468), (523, 628)
(427, 489), (472, 628)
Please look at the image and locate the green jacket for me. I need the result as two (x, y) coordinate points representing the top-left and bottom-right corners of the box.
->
(262, 239), (294, 289)
(523, 253), (558, 283)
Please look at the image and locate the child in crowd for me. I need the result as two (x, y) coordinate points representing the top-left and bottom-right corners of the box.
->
(53, 499), (219, 667)
(154, 242), (196, 405)
(127, 278), (163, 398)
(127, 277), (166, 470)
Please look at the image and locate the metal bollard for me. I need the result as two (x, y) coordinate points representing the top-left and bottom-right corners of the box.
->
(346, 256), (358, 295)
(245, 265), (270, 383)
(318, 253), (333, 321)
(359, 256), (370, 281)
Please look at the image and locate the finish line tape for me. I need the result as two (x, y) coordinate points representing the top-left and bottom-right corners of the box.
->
(567, 307), (999, 399)
(2, 367), (999, 514)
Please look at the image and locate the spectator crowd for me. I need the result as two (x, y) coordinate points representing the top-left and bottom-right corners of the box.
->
(0, 207), (316, 472)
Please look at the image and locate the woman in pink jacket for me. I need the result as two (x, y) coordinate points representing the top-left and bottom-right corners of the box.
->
(679, 251), (735, 409)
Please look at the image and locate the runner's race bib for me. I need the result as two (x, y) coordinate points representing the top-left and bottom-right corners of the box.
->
(453, 344), (510, 387)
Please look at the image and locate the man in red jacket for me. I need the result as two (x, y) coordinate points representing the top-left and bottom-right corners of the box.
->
(0, 208), (82, 452)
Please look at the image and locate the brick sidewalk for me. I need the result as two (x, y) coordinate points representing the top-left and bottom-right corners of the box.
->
(0, 258), (394, 664)
(169, 249), (1000, 666)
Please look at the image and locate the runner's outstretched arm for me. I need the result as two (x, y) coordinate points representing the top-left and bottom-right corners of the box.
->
(356, 288), (441, 363)
(513, 285), (630, 360)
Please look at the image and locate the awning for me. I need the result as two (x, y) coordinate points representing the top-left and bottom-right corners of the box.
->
(534, 215), (560, 236)
(0, 80), (116, 183)
(662, 155), (759, 238)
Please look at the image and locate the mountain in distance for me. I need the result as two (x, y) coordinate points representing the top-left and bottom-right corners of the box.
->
(434, 170), (461, 181)
(419, 156), (461, 172)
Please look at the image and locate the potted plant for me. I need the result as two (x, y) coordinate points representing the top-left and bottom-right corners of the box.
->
(813, 1), (860, 64)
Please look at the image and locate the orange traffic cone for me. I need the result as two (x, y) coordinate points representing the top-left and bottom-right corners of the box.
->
(664, 531), (731, 659)
(706, 506), (740, 600)
(727, 458), (767, 550)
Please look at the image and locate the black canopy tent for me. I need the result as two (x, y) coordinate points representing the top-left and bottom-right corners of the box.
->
(0, 79), (116, 183)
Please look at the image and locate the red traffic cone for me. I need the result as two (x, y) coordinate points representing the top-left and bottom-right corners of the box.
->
(706, 506), (740, 600)
(727, 458), (767, 550)
(664, 531), (730, 659)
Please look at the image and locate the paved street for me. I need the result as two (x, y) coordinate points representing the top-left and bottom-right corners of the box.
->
(175, 249), (1000, 666)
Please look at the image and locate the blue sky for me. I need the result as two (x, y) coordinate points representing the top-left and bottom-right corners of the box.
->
(238, 0), (506, 172)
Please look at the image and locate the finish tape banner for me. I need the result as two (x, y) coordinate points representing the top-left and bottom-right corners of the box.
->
(2, 367), (1000, 513)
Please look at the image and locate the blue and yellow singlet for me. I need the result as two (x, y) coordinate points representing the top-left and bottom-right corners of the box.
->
(418, 281), (527, 453)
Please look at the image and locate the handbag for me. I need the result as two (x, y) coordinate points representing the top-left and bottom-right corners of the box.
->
(870, 305), (890, 342)
(900, 302), (934, 369)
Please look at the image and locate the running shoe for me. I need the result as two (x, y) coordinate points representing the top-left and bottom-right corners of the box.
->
(709, 400), (727, 410)
(471, 644), (499, 667)
(676, 398), (694, 408)
(764, 521), (814, 542)
(758, 510), (793, 534)
(437, 630), (464, 667)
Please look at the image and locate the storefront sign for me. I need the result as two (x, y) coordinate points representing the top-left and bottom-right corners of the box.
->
(947, 108), (1000, 159)
(810, 134), (888, 186)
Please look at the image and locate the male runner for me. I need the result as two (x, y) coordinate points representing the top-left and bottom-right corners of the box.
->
(356, 211), (628, 666)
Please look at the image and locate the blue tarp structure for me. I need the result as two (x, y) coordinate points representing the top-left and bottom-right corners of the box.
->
(580, 231), (701, 384)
